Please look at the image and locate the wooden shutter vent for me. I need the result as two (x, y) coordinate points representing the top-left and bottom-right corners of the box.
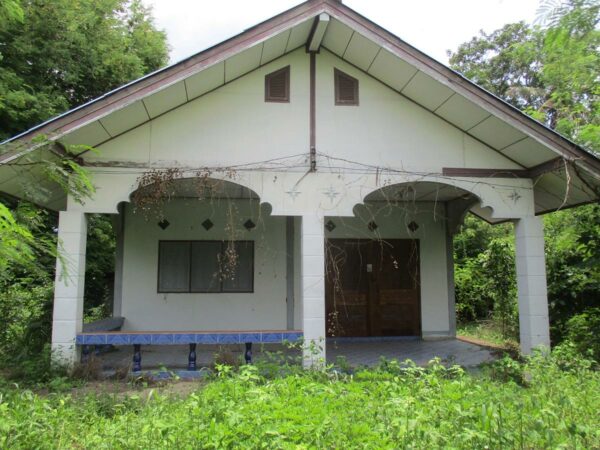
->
(334, 69), (359, 105)
(265, 66), (290, 102)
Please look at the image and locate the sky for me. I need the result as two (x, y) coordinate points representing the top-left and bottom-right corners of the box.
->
(142, 0), (541, 65)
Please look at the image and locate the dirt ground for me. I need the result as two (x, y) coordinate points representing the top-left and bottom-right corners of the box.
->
(67, 377), (204, 399)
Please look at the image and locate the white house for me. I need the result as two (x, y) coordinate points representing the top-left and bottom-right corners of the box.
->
(1, 0), (599, 368)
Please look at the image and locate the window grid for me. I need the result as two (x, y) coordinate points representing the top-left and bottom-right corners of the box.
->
(157, 240), (254, 294)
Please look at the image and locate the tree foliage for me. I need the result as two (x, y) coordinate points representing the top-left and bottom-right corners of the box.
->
(451, 0), (600, 348)
(0, 0), (168, 140)
(449, 0), (599, 148)
(0, 0), (168, 361)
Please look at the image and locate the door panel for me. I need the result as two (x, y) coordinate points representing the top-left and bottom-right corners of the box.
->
(325, 239), (420, 337)
(325, 240), (371, 337)
(375, 240), (420, 336)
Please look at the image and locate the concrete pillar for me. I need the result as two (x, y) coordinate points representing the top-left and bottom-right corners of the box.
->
(286, 216), (295, 330)
(51, 211), (88, 365)
(300, 214), (326, 367)
(445, 229), (457, 337)
(514, 216), (550, 354)
(112, 205), (125, 317)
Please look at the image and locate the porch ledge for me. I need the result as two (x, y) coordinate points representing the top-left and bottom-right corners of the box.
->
(82, 317), (125, 332)
(76, 330), (303, 346)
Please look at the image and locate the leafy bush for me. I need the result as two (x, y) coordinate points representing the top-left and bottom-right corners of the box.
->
(454, 217), (518, 341)
(545, 205), (600, 344)
(485, 355), (527, 385)
(0, 282), (53, 361)
(563, 308), (600, 363)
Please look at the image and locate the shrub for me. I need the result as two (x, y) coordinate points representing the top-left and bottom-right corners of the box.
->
(563, 308), (600, 363)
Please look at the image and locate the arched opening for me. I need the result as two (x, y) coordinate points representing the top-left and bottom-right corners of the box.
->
(324, 181), (483, 342)
(97, 178), (277, 321)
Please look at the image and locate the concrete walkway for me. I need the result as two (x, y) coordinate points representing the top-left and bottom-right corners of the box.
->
(327, 338), (495, 367)
(94, 338), (495, 370)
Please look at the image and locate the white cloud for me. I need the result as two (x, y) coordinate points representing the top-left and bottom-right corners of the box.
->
(143, 0), (540, 64)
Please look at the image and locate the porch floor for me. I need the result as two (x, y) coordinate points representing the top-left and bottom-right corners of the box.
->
(92, 338), (496, 370)
(327, 338), (496, 367)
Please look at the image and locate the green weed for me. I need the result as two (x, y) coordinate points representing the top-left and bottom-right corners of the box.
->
(0, 351), (598, 449)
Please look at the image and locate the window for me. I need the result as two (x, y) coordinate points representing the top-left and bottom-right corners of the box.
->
(334, 68), (359, 105)
(158, 241), (254, 293)
(265, 66), (290, 102)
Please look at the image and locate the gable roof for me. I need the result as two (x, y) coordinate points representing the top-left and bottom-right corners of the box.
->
(1, 0), (599, 214)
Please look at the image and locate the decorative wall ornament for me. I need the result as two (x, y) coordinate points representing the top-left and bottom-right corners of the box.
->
(368, 221), (378, 231)
(244, 219), (256, 230)
(408, 221), (419, 232)
(508, 190), (522, 203)
(323, 186), (340, 202)
(325, 220), (336, 232)
(201, 219), (214, 231)
(158, 219), (170, 230)
(285, 187), (301, 200)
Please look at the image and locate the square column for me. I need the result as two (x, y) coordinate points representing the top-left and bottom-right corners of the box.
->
(51, 211), (88, 365)
(514, 216), (550, 354)
(300, 214), (326, 367)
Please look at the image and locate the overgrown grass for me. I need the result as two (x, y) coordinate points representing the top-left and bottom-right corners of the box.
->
(457, 320), (518, 347)
(0, 350), (598, 449)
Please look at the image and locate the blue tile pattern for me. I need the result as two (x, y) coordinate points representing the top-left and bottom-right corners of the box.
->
(217, 334), (239, 344)
(151, 334), (174, 345)
(284, 332), (304, 343)
(173, 333), (196, 344)
(76, 331), (303, 346)
(83, 334), (107, 345)
(196, 334), (219, 344)
(107, 334), (130, 345)
(129, 334), (152, 345)
(262, 333), (283, 343)
(239, 333), (262, 343)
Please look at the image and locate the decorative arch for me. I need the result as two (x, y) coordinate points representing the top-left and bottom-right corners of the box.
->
(80, 166), (273, 214)
(355, 180), (493, 232)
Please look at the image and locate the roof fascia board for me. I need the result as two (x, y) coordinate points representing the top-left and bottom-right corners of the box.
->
(308, 13), (330, 52)
(2, 0), (599, 180)
(322, 1), (600, 174)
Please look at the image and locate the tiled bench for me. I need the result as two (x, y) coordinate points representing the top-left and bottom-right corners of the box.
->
(76, 330), (303, 371)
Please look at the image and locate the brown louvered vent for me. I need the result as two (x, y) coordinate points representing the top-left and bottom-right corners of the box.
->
(334, 69), (359, 106)
(265, 66), (290, 102)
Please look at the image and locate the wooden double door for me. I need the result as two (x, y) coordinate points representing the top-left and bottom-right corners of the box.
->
(325, 239), (421, 337)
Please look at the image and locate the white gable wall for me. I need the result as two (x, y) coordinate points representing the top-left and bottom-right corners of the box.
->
(89, 48), (521, 175)
(315, 49), (522, 172)
(90, 48), (310, 167)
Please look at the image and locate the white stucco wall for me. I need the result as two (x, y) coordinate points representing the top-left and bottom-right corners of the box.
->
(120, 199), (288, 331)
(118, 199), (452, 336)
(75, 48), (535, 337)
(314, 49), (521, 173)
(90, 49), (310, 168)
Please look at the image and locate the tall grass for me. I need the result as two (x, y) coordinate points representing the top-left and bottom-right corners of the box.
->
(0, 351), (598, 449)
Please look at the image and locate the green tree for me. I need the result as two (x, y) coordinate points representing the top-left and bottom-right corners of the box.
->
(0, 1), (23, 31)
(450, 0), (600, 347)
(449, 0), (599, 148)
(0, 0), (168, 140)
(0, 0), (168, 361)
